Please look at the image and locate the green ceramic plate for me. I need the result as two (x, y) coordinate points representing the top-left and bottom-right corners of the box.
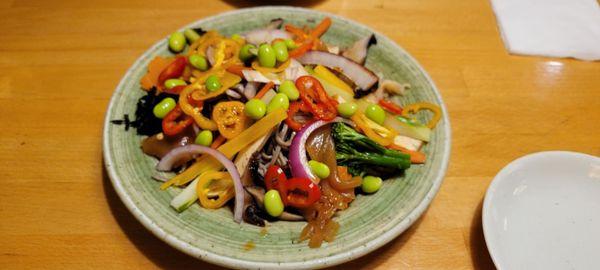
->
(103, 6), (450, 269)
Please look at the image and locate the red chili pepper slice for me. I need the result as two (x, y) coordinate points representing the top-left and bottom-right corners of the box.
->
(378, 99), (403, 115)
(157, 56), (187, 90)
(284, 177), (321, 208)
(161, 104), (193, 136)
(295, 76), (338, 121)
(285, 101), (315, 131)
(264, 165), (288, 198)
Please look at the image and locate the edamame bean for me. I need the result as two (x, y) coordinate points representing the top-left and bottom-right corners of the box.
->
(266, 93), (289, 113)
(308, 160), (330, 179)
(205, 75), (221, 92)
(337, 102), (358, 118)
(284, 39), (298, 49)
(194, 130), (213, 146)
(278, 80), (299, 101)
(264, 190), (284, 217)
(189, 54), (208, 71)
(244, 99), (267, 120)
(362, 176), (382, 193)
(152, 97), (176, 119)
(272, 41), (289, 62)
(239, 44), (256, 61)
(258, 44), (276, 68)
(183, 29), (201, 43)
(164, 78), (186, 89)
(168, 32), (186, 53)
(365, 104), (386, 125)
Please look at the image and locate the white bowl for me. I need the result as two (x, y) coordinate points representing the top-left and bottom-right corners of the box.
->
(483, 151), (600, 269)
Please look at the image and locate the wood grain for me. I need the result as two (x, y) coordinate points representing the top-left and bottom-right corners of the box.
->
(0, 0), (598, 269)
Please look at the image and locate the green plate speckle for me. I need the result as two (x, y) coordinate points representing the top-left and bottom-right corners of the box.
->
(103, 6), (451, 269)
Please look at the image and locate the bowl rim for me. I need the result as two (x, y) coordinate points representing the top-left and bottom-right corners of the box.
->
(102, 6), (451, 269)
(482, 151), (600, 269)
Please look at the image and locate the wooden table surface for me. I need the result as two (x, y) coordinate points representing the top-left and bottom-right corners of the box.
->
(1, 0), (598, 269)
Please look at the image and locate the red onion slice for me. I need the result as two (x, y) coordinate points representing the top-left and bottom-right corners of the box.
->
(157, 145), (245, 223)
(289, 118), (348, 182)
(297, 51), (379, 91)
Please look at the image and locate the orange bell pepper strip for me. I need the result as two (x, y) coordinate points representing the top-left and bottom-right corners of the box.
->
(140, 56), (174, 91)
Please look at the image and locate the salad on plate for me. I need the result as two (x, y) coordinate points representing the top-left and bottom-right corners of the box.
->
(112, 17), (442, 248)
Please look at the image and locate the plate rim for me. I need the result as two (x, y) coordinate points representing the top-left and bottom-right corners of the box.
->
(482, 150), (600, 269)
(102, 6), (452, 269)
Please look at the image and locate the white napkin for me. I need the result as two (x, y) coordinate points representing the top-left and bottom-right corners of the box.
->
(490, 0), (600, 61)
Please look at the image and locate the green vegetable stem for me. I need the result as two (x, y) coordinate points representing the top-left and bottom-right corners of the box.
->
(332, 122), (410, 177)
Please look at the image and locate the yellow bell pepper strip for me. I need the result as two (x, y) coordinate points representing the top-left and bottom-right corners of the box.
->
(178, 86), (218, 130)
(160, 155), (219, 189)
(211, 39), (242, 70)
(212, 101), (249, 139)
(251, 59), (291, 74)
(401, 102), (442, 129)
(216, 107), (286, 159)
(196, 171), (235, 209)
(188, 71), (241, 101)
(351, 112), (397, 146)
(161, 108), (288, 189)
(313, 65), (354, 94)
(212, 40), (227, 69)
(308, 66), (354, 102)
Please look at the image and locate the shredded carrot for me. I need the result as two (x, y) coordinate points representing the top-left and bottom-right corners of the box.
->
(210, 134), (227, 149)
(309, 17), (332, 39)
(226, 65), (250, 77)
(285, 24), (308, 41)
(289, 40), (314, 58)
(388, 144), (426, 164)
(254, 82), (275, 99)
(284, 18), (331, 58)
